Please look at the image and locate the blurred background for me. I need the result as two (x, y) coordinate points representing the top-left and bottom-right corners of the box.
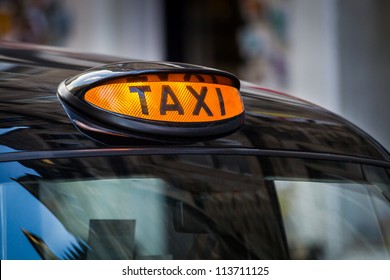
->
(0, 0), (389, 150)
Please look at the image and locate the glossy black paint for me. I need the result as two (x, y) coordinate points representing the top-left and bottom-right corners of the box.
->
(0, 42), (389, 162)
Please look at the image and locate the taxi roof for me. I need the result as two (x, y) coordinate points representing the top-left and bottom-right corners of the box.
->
(0, 43), (389, 164)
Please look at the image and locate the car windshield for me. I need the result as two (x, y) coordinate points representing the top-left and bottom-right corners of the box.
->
(1, 154), (390, 259)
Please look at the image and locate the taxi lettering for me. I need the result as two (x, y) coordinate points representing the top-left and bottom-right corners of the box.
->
(129, 85), (226, 117)
(160, 85), (184, 115)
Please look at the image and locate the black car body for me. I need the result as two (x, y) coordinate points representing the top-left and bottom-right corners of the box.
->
(0, 42), (389, 260)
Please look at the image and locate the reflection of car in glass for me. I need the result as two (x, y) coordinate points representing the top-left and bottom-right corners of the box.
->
(0, 42), (389, 260)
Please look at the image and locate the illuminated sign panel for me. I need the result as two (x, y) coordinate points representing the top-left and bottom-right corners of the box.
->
(58, 62), (244, 141)
(84, 74), (243, 123)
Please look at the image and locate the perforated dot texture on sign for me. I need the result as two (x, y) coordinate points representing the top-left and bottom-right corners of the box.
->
(84, 81), (243, 123)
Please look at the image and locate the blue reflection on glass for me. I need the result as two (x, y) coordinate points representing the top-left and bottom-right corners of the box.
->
(0, 156), (80, 259)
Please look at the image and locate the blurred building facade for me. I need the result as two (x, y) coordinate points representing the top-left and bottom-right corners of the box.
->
(0, 0), (71, 45)
(0, 0), (389, 151)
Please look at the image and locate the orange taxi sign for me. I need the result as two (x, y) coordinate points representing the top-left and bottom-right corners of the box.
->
(57, 62), (245, 141)
(83, 73), (244, 123)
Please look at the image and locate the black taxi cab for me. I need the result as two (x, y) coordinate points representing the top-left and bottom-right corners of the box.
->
(0, 42), (389, 260)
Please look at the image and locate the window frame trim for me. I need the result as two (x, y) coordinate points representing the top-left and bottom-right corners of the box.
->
(1, 147), (390, 169)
